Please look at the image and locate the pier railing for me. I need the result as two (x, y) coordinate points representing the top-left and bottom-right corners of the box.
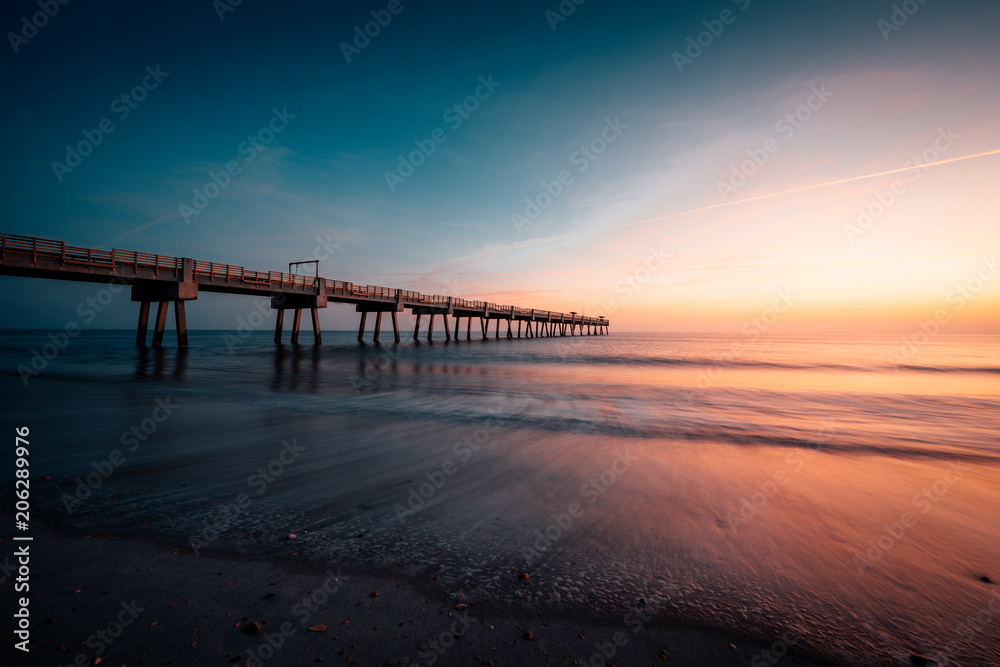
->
(1, 232), (609, 327)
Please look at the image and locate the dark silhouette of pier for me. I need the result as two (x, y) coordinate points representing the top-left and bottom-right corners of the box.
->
(0, 233), (610, 347)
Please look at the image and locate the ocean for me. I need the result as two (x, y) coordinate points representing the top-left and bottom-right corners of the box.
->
(3, 330), (999, 665)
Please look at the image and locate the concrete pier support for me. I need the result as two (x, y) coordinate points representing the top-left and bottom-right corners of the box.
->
(311, 307), (322, 344)
(275, 310), (285, 344)
(506, 319), (512, 338)
(132, 263), (196, 348)
(453, 316), (461, 339)
(174, 300), (188, 348)
(136, 301), (150, 347)
(272, 293), (326, 345)
(151, 301), (168, 347)
(408, 305), (449, 342)
(355, 304), (401, 344)
(495, 318), (500, 339)
(466, 317), (472, 340)
(480, 317), (487, 338)
(291, 309), (302, 344)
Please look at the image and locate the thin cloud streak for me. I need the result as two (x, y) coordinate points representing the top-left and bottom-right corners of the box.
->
(433, 147), (1000, 267)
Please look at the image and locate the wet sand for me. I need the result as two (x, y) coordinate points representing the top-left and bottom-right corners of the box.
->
(4, 520), (833, 667)
(4, 361), (1000, 666)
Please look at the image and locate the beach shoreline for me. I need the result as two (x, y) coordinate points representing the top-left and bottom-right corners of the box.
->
(5, 514), (844, 667)
(3, 334), (999, 666)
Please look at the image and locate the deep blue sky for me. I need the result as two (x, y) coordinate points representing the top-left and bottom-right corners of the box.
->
(2, 0), (998, 331)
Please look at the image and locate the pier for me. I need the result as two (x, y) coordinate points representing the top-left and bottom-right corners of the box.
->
(0, 233), (610, 347)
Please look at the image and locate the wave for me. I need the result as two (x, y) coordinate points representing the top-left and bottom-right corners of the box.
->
(515, 352), (1000, 374)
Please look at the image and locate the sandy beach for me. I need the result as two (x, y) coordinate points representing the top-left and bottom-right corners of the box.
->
(3, 334), (998, 666)
(4, 518), (839, 667)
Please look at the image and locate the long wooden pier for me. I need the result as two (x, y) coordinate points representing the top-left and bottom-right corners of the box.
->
(0, 233), (609, 347)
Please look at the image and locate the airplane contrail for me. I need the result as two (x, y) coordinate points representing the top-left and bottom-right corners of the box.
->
(432, 147), (1000, 267)
(609, 146), (1000, 232)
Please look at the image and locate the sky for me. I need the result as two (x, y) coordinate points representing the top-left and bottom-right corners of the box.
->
(1, 0), (998, 333)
